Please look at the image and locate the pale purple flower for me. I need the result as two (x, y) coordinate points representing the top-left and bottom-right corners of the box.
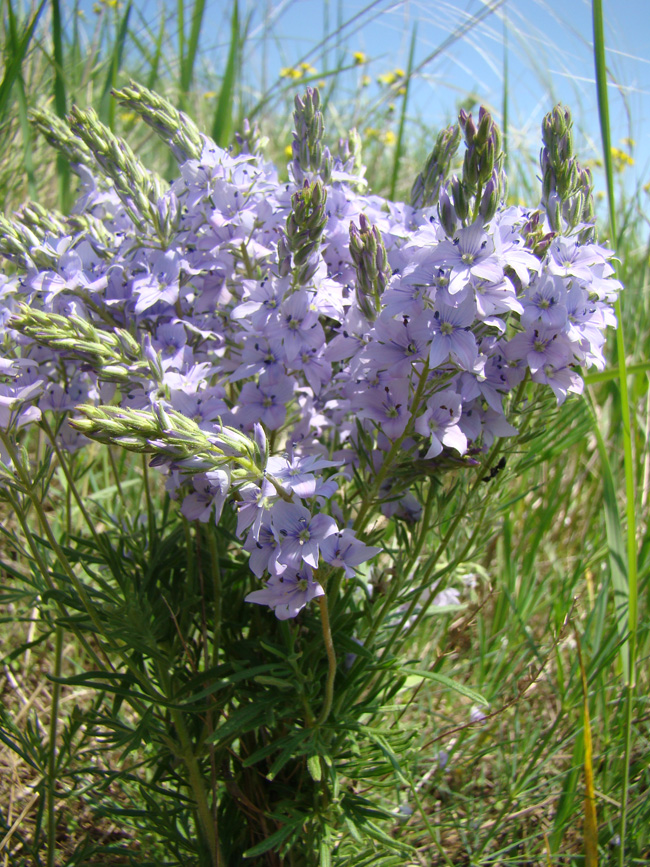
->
(506, 326), (571, 375)
(265, 453), (339, 499)
(244, 522), (286, 577)
(531, 363), (584, 404)
(279, 290), (325, 362)
(426, 220), (504, 295)
(428, 296), (480, 371)
(357, 378), (411, 439)
(131, 249), (183, 314)
(0, 380), (43, 431)
(180, 468), (231, 523)
(521, 273), (567, 330)
(469, 705), (487, 724)
(235, 372), (295, 430)
(319, 529), (382, 578)
(244, 565), (324, 619)
(271, 500), (338, 569)
(547, 237), (607, 282)
(363, 309), (433, 377)
(414, 390), (467, 459)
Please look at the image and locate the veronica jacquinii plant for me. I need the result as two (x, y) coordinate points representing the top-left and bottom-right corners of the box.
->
(0, 84), (620, 864)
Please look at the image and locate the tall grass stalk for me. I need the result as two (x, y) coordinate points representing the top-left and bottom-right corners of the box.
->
(388, 23), (416, 202)
(592, 1), (638, 861)
(49, 0), (69, 211)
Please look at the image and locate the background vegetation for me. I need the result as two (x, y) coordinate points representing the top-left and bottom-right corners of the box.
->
(0, 0), (648, 863)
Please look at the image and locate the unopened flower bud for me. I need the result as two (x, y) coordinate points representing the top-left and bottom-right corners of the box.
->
(277, 233), (292, 277)
(479, 139), (496, 184)
(459, 108), (476, 145)
(411, 123), (461, 209)
(450, 175), (469, 222)
(349, 215), (390, 321)
(286, 179), (327, 286)
(475, 108), (493, 148)
(463, 148), (479, 189)
(438, 187), (458, 237)
(478, 173), (499, 223)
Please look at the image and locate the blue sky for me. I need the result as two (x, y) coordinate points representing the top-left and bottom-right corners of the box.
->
(81, 0), (649, 196)
(196, 0), (650, 195)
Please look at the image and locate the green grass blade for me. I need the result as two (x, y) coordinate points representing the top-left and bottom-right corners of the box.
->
(0, 0), (47, 125)
(592, 2), (638, 860)
(177, 0), (185, 92)
(587, 392), (629, 680)
(15, 71), (36, 200)
(146, 10), (167, 91)
(583, 361), (650, 384)
(180, 0), (207, 101)
(389, 23), (417, 202)
(502, 9), (508, 174)
(211, 0), (239, 148)
(50, 0), (70, 211)
(98, 0), (133, 128)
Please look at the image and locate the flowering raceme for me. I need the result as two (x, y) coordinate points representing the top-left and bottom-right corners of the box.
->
(0, 86), (621, 619)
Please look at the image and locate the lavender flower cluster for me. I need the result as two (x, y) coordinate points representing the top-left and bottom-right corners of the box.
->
(0, 89), (621, 619)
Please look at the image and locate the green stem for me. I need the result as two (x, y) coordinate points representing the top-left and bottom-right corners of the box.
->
(141, 454), (157, 542)
(315, 594), (336, 726)
(107, 445), (128, 510)
(361, 478), (438, 655)
(207, 525), (222, 668)
(40, 416), (102, 545)
(592, 3), (637, 860)
(377, 375), (530, 663)
(4, 487), (109, 672)
(46, 626), (64, 867)
(157, 662), (221, 864)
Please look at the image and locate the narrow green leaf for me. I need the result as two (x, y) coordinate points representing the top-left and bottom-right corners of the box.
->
(593, 12), (639, 862)
(0, 0), (47, 125)
(99, 1), (133, 127)
(389, 24), (417, 201)
(208, 702), (266, 743)
(399, 666), (489, 705)
(15, 72), (36, 199)
(180, 0), (207, 98)
(586, 393), (629, 681)
(243, 819), (300, 858)
(50, 0), (67, 118)
(211, 0), (239, 147)
(50, 0), (70, 210)
(583, 361), (650, 384)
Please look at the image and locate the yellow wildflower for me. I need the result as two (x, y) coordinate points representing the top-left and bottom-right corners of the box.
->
(611, 146), (634, 170)
(284, 144), (293, 159)
(280, 67), (303, 80)
(378, 68), (406, 87)
(361, 75), (371, 88)
(203, 91), (218, 100)
(365, 127), (379, 140)
(382, 131), (396, 146)
(353, 51), (367, 65)
(377, 71), (397, 86)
